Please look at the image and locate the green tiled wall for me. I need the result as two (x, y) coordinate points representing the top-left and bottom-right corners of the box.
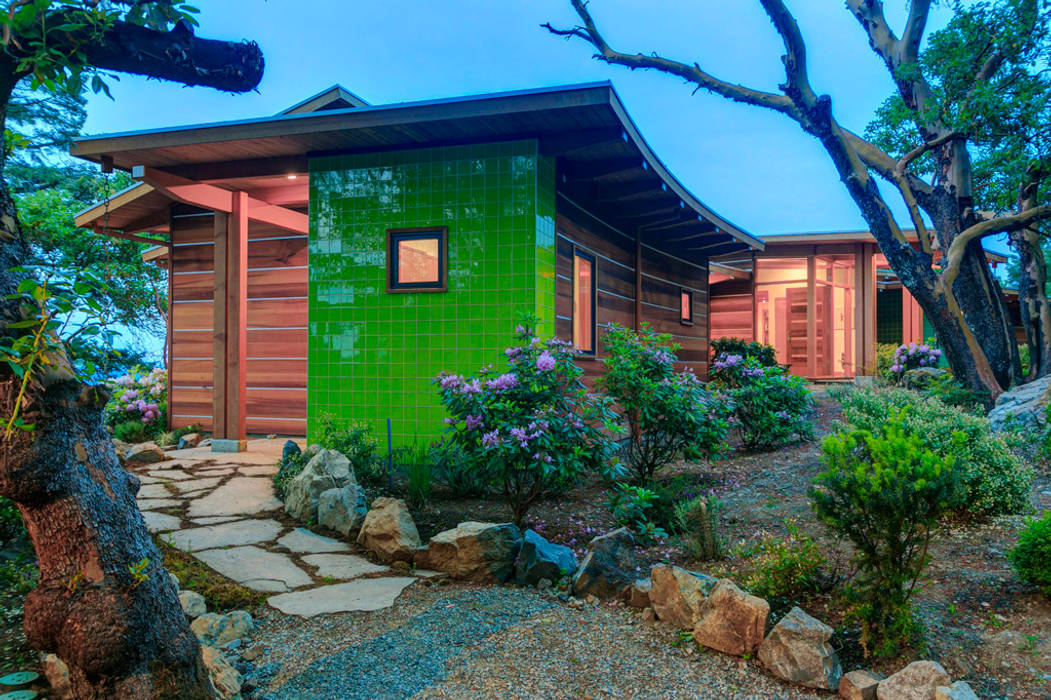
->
(308, 140), (556, 446)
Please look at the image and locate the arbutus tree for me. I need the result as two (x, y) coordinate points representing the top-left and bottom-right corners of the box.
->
(546, 0), (1051, 401)
(0, 2), (262, 698)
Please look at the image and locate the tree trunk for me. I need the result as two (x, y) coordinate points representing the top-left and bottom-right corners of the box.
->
(0, 67), (212, 697)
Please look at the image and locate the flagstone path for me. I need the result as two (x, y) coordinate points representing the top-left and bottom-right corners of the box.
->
(130, 438), (433, 616)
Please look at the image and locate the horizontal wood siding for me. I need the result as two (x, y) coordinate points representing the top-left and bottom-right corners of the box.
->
(555, 206), (710, 380)
(169, 206), (307, 434)
(710, 278), (755, 343)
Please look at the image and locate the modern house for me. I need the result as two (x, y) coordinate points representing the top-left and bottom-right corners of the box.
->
(73, 82), (762, 450)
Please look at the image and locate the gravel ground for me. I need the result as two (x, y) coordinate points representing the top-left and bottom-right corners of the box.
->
(257, 584), (824, 699)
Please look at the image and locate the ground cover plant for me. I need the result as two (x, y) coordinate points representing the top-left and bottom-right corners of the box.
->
(598, 323), (730, 483)
(673, 492), (723, 560)
(731, 520), (828, 613)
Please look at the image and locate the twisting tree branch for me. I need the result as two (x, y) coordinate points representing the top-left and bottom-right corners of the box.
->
(943, 205), (1051, 285)
(893, 131), (963, 253)
(757, 0), (817, 106)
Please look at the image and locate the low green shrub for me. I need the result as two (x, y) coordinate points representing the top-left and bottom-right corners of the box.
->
(395, 442), (432, 508)
(711, 353), (814, 450)
(811, 415), (962, 657)
(312, 414), (383, 485)
(873, 343), (898, 378)
(733, 521), (826, 609)
(710, 337), (778, 368)
(832, 386), (1031, 517)
(272, 450), (308, 500)
(0, 496), (23, 543)
(430, 443), (490, 498)
(605, 482), (667, 543)
(674, 493), (722, 560)
(920, 373), (988, 411)
(154, 424), (204, 448)
(0, 554), (38, 597)
(113, 420), (147, 444)
(1009, 510), (1051, 597)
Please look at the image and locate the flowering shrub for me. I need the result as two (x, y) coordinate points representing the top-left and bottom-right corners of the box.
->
(711, 353), (813, 450)
(888, 341), (942, 381)
(435, 321), (620, 525)
(598, 324), (731, 482)
(732, 521), (827, 611)
(710, 337), (777, 371)
(106, 367), (166, 436)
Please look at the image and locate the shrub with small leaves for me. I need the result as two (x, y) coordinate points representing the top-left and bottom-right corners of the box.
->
(106, 366), (167, 435)
(430, 443), (491, 498)
(674, 493), (722, 560)
(1009, 510), (1051, 598)
(810, 414), (962, 657)
(272, 450), (308, 500)
(311, 414), (382, 485)
(733, 521), (826, 610)
(711, 353), (814, 450)
(112, 420), (147, 444)
(605, 482), (667, 543)
(710, 337), (778, 369)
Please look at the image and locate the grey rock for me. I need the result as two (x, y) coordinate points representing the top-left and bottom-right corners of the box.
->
(649, 564), (718, 629)
(178, 589), (207, 618)
(356, 497), (420, 562)
(201, 645), (242, 699)
(126, 442), (166, 464)
(429, 521), (523, 583)
(988, 374), (1051, 431)
(177, 432), (202, 449)
(758, 606), (842, 690)
(317, 483), (368, 538)
(934, 681), (979, 700)
(570, 527), (637, 599)
(282, 439), (301, 461)
(877, 661), (951, 700)
(839, 669), (884, 700)
(284, 449), (354, 523)
(191, 610), (255, 647)
(515, 529), (577, 586)
(42, 653), (72, 700)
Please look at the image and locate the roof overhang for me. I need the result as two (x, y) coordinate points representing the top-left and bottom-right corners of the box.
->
(71, 81), (760, 255)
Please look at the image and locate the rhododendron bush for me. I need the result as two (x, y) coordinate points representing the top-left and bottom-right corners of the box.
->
(710, 352), (813, 450)
(888, 341), (942, 382)
(434, 321), (620, 525)
(105, 366), (167, 434)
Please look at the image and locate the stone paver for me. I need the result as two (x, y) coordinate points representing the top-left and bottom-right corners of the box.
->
(239, 465), (278, 477)
(196, 546), (313, 592)
(267, 577), (416, 617)
(302, 554), (389, 580)
(191, 516), (241, 525)
(138, 483), (173, 499)
(172, 476), (223, 493)
(137, 498), (181, 510)
(148, 460), (186, 470)
(168, 518), (284, 552)
(277, 528), (350, 553)
(187, 477), (281, 518)
(143, 511), (181, 533)
(148, 469), (193, 480)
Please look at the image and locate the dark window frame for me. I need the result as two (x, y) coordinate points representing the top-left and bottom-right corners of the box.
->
(680, 288), (694, 326)
(573, 247), (597, 356)
(385, 226), (448, 293)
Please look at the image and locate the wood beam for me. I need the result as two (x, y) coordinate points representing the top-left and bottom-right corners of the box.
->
(539, 127), (626, 157)
(563, 157), (647, 181)
(132, 165), (308, 234)
(91, 225), (169, 247)
(212, 212), (229, 439)
(158, 156), (309, 182)
(593, 180), (667, 202)
(612, 198), (682, 220)
(120, 209), (172, 234)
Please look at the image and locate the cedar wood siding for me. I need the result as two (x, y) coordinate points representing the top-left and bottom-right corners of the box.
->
(709, 277), (755, 342)
(554, 203), (711, 381)
(168, 204), (308, 435)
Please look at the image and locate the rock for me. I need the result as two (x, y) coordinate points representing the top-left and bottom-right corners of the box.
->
(201, 645), (242, 700)
(641, 607), (656, 623)
(876, 661), (951, 700)
(125, 442), (166, 464)
(413, 545), (432, 570)
(42, 653), (72, 700)
(570, 527), (637, 599)
(356, 497), (420, 562)
(284, 449), (354, 523)
(934, 681), (979, 700)
(317, 483), (368, 538)
(241, 644), (264, 662)
(840, 670), (884, 700)
(168, 572), (180, 591)
(628, 578), (651, 609)
(282, 440), (301, 461)
(429, 521), (523, 583)
(515, 529), (577, 586)
(199, 438), (212, 448)
(692, 578), (769, 656)
(177, 432), (202, 449)
(988, 373), (1051, 431)
(648, 564), (718, 629)
(758, 606), (842, 690)
(178, 590), (207, 618)
(191, 610), (255, 647)
(111, 439), (130, 457)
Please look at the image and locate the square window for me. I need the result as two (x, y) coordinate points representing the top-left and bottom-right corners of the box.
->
(386, 227), (447, 293)
(680, 289), (694, 325)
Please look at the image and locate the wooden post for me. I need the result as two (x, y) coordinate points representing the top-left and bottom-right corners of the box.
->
(634, 230), (642, 331)
(806, 256), (817, 377)
(854, 244), (866, 375)
(902, 288), (924, 344)
(212, 212), (229, 439)
(211, 191), (248, 452)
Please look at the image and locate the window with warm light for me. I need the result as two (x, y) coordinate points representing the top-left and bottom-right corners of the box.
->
(680, 289), (693, 325)
(573, 249), (595, 353)
(386, 227), (447, 292)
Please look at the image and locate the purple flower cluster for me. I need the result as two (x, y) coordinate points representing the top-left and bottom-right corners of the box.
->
(889, 342), (942, 375)
(536, 351), (556, 372)
(486, 372), (519, 392)
(712, 353), (743, 370)
(108, 368), (166, 424)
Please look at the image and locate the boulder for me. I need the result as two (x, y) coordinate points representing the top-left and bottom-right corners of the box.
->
(111, 439), (131, 457)
(988, 373), (1051, 431)
(628, 579), (651, 609)
(876, 661), (951, 700)
(649, 565), (718, 629)
(42, 653), (72, 700)
(282, 439), (302, 461)
(125, 442), (166, 464)
(284, 449), (353, 523)
(570, 527), (637, 599)
(190, 610), (254, 648)
(758, 607), (842, 690)
(177, 432), (202, 449)
(168, 572), (180, 591)
(201, 645), (242, 700)
(429, 521), (523, 583)
(317, 483), (368, 537)
(840, 670), (884, 700)
(178, 590), (207, 618)
(934, 682), (979, 700)
(356, 497), (420, 562)
(692, 578), (769, 656)
(515, 529), (577, 586)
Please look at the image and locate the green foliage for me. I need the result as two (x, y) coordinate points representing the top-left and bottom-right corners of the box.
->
(920, 372), (989, 411)
(833, 386), (1032, 516)
(153, 424), (202, 448)
(710, 337), (777, 368)
(0, 497), (23, 543)
(105, 367), (166, 436)
(733, 521), (827, 610)
(673, 493), (722, 560)
(311, 414), (383, 485)
(810, 415), (962, 656)
(1008, 510), (1051, 597)
(599, 323), (730, 482)
(711, 353), (814, 450)
(873, 343), (898, 378)
(272, 450), (308, 501)
(605, 482), (667, 543)
(394, 442), (432, 508)
(112, 420), (147, 444)
(430, 442), (491, 498)
(0, 553), (38, 597)
(435, 319), (621, 525)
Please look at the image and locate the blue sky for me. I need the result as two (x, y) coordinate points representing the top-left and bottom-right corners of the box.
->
(82, 0), (969, 244)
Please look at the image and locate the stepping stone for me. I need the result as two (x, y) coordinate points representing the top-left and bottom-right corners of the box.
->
(192, 516), (240, 525)
(277, 528), (350, 554)
(137, 498), (181, 511)
(143, 511), (182, 533)
(148, 469), (194, 481)
(168, 519), (283, 552)
(412, 569), (448, 579)
(135, 474), (161, 484)
(196, 546), (312, 592)
(172, 477), (223, 494)
(138, 483), (174, 499)
(187, 477), (281, 518)
(302, 554), (388, 580)
(148, 460), (185, 470)
(267, 577), (416, 617)
(239, 465), (278, 477)
(194, 467), (236, 476)
(179, 488), (213, 498)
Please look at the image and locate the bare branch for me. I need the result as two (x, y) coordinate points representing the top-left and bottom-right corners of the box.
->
(900, 0), (933, 65)
(757, 0), (817, 105)
(943, 205), (1051, 284)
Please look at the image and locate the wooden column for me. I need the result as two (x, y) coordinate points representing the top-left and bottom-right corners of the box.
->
(902, 288), (924, 344)
(212, 212), (229, 438)
(211, 191), (248, 451)
(806, 256), (817, 377)
(854, 244), (867, 375)
(634, 230), (642, 331)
